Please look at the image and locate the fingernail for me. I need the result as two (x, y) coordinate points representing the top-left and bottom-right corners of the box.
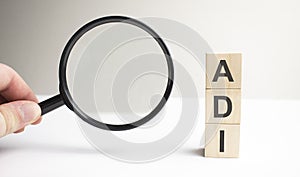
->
(19, 102), (41, 123)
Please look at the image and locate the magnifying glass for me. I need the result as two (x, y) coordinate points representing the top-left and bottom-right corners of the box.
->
(38, 16), (174, 131)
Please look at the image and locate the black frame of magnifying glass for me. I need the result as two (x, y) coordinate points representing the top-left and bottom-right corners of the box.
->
(38, 16), (174, 131)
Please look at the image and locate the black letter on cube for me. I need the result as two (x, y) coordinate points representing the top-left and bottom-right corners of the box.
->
(212, 60), (234, 82)
(214, 96), (232, 118)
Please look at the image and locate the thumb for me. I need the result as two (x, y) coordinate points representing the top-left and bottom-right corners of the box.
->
(0, 101), (41, 137)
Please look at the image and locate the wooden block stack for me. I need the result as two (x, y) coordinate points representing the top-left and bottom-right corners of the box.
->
(205, 53), (242, 158)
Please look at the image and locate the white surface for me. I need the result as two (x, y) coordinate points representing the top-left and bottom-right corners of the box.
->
(0, 97), (299, 177)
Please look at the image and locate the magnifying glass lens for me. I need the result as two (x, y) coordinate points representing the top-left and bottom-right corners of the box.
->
(39, 16), (174, 131)
(66, 20), (169, 128)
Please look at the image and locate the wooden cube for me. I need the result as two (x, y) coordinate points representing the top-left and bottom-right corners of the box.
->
(206, 89), (241, 124)
(205, 124), (240, 158)
(206, 53), (242, 89)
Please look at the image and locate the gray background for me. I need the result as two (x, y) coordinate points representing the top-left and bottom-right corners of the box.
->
(0, 0), (299, 99)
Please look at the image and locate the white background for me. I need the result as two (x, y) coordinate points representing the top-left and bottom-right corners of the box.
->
(0, 0), (300, 99)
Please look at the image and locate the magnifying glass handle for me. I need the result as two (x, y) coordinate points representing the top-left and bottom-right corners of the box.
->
(38, 94), (64, 115)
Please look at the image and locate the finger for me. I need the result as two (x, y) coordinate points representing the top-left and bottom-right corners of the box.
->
(31, 117), (42, 125)
(0, 64), (38, 102)
(0, 95), (7, 104)
(14, 127), (25, 133)
(14, 118), (42, 133)
(0, 100), (41, 137)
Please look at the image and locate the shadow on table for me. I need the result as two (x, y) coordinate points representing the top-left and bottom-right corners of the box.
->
(179, 148), (205, 157)
(0, 142), (99, 155)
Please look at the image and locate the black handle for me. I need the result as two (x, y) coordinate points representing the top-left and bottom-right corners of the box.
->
(38, 94), (64, 115)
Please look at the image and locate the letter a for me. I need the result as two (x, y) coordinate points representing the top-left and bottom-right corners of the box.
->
(212, 60), (234, 82)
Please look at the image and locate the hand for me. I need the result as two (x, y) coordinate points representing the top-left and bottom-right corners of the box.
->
(0, 63), (41, 138)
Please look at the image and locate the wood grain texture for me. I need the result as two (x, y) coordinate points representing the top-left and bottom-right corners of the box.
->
(205, 124), (240, 158)
(206, 53), (242, 89)
(206, 89), (241, 124)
